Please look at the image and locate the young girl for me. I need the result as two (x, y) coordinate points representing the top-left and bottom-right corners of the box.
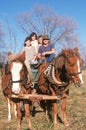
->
(37, 35), (43, 47)
(29, 32), (39, 53)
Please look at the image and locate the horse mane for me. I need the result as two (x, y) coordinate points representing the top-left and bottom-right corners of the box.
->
(52, 53), (64, 69)
(52, 47), (81, 69)
(62, 47), (81, 59)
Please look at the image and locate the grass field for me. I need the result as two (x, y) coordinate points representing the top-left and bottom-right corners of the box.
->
(0, 74), (86, 130)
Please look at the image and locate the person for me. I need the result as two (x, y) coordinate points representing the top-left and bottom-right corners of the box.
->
(29, 32), (39, 54)
(38, 35), (56, 62)
(37, 35), (43, 47)
(22, 36), (37, 64)
(8, 36), (37, 86)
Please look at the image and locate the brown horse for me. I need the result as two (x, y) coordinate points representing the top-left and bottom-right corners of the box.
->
(38, 47), (83, 129)
(1, 52), (32, 130)
(1, 60), (17, 121)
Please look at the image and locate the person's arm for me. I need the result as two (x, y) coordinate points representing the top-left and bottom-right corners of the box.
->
(36, 46), (42, 59)
(42, 48), (55, 56)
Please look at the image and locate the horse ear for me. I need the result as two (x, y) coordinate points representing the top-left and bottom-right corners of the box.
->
(62, 49), (68, 56)
(73, 47), (78, 52)
(8, 51), (12, 56)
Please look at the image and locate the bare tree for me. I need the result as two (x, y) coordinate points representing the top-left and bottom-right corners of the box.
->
(0, 15), (22, 53)
(15, 5), (80, 48)
(0, 20), (6, 62)
(0, 5), (84, 63)
(5, 16), (18, 53)
(0, 17), (21, 63)
(0, 21), (5, 48)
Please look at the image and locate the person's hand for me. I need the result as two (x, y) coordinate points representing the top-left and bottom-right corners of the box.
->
(36, 54), (42, 59)
(42, 52), (46, 56)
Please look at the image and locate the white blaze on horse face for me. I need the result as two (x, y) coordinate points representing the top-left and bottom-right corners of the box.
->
(11, 62), (22, 94)
(77, 59), (83, 84)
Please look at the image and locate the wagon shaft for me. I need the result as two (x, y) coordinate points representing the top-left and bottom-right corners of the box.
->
(11, 94), (60, 101)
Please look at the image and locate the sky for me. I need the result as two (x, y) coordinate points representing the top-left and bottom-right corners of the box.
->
(0, 0), (86, 52)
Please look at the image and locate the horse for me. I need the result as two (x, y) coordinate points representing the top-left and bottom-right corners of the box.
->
(1, 61), (17, 121)
(37, 47), (83, 129)
(1, 51), (33, 130)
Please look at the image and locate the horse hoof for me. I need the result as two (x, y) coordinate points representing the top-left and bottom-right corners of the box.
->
(54, 123), (58, 130)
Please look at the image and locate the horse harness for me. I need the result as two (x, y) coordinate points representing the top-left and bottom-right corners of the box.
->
(39, 52), (82, 96)
(64, 53), (82, 79)
(38, 64), (69, 96)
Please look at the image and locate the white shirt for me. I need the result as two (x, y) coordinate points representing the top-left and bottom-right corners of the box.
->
(31, 40), (39, 53)
(22, 46), (36, 63)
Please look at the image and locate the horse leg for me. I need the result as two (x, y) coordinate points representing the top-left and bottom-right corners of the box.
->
(25, 102), (32, 130)
(52, 101), (58, 130)
(14, 103), (17, 117)
(7, 97), (11, 121)
(61, 97), (69, 126)
(11, 100), (17, 118)
(45, 100), (48, 116)
(16, 102), (22, 130)
(44, 100), (50, 122)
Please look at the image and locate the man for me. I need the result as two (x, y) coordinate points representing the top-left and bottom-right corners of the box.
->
(38, 35), (55, 62)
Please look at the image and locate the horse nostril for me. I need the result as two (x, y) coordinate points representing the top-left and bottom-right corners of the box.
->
(78, 80), (84, 86)
(77, 81), (82, 87)
(75, 81), (81, 87)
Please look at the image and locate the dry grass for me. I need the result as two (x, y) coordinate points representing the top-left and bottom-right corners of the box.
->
(0, 74), (86, 130)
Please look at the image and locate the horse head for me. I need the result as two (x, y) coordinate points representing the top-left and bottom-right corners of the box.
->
(8, 51), (28, 94)
(62, 47), (83, 87)
(47, 47), (83, 88)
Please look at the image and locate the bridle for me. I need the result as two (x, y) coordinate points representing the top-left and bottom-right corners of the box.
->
(9, 60), (28, 87)
(66, 71), (81, 77)
(11, 63), (28, 86)
(11, 78), (26, 83)
(64, 53), (81, 78)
